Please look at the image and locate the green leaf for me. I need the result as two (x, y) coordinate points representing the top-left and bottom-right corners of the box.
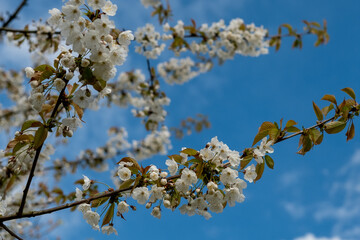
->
(297, 135), (312, 155)
(240, 155), (253, 170)
(341, 87), (356, 100)
(93, 79), (107, 92)
(119, 179), (135, 190)
(309, 128), (322, 144)
(322, 104), (334, 117)
(346, 122), (355, 141)
(285, 120), (297, 128)
(15, 134), (34, 142)
(33, 125), (48, 149)
(312, 101), (323, 121)
(101, 203), (115, 227)
(252, 130), (269, 146)
(72, 102), (84, 120)
(259, 121), (276, 132)
(117, 157), (141, 171)
(21, 120), (43, 132)
(254, 163), (265, 183)
(264, 155), (274, 169)
(286, 126), (301, 133)
(315, 133), (324, 145)
(52, 187), (64, 195)
(12, 142), (28, 155)
(321, 94), (337, 106)
(195, 160), (204, 178)
(180, 148), (198, 156)
(91, 196), (109, 208)
(34, 64), (55, 72)
(168, 154), (183, 164)
(324, 121), (347, 134)
(268, 128), (280, 141)
(252, 122), (276, 146)
(34, 64), (55, 81)
(6, 140), (19, 150)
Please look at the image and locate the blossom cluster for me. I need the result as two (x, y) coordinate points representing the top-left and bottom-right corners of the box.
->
(108, 70), (171, 131)
(0, 69), (36, 132)
(6, 22), (61, 58)
(157, 57), (212, 85)
(173, 18), (269, 60)
(135, 24), (166, 59)
(74, 136), (274, 234)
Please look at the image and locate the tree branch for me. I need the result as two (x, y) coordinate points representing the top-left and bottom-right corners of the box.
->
(0, 222), (23, 240)
(17, 83), (68, 216)
(2, 0), (28, 28)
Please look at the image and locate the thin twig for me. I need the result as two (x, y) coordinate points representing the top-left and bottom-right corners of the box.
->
(0, 108), (32, 120)
(0, 222), (23, 240)
(276, 116), (336, 143)
(144, 47), (155, 86)
(17, 83), (68, 216)
(0, 27), (61, 35)
(2, 0), (28, 28)
(17, 146), (43, 216)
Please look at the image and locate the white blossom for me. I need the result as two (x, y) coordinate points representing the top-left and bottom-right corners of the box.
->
(181, 168), (197, 186)
(88, 0), (106, 10)
(224, 187), (245, 207)
(118, 30), (134, 46)
(132, 187), (150, 204)
(78, 203), (91, 213)
(117, 201), (129, 214)
(83, 175), (91, 190)
(199, 148), (215, 161)
(102, 225), (118, 235)
(48, 8), (62, 27)
(118, 167), (131, 181)
(83, 210), (100, 230)
(151, 206), (161, 219)
(28, 92), (45, 112)
(220, 167), (238, 185)
(175, 179), (189, 193)
(244, 164), (257, 183)
(102, 1), (117, 16)
(165, 158), (178, 176)
(75, 187), (83, 201)
(54, 78), (65, 92)
(140, 0), (161, 8)
(62, 4), (81, 20)
(0, 197), (7, 216)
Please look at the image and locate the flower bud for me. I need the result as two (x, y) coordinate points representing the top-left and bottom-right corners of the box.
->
(66, 130), (73, 137)
(164, 194), (171, 200)
(30, 81), (39, 88)
(160, 178), (167, 185)
(65, 72), (74, 80)
(163, 200), (171, 208)
(81, 59), (90, 67)
(104, 34), (113, 43)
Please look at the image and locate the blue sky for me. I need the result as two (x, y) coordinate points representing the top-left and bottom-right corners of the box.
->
(1, 0), (360, 240)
